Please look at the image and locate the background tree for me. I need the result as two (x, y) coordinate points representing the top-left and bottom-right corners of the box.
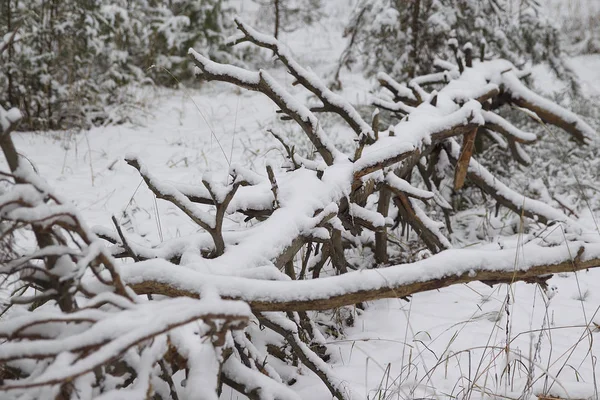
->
(0, 0), (232, 131)
(0, 0), (102, 130)
(253, 0), (322, 39)
(338, 0), (577, 88)
(546, 0), (600, 55)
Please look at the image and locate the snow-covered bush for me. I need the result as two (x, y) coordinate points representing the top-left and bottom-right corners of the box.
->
(0, 0), (102, 130)
(0, 104), (251, 398)
(98, 0), (235, 85)
(546, 0), (600, 55)
(1, 19), (599, 400)
(339, 0), (575, 85)
(0, 0), (233, 131)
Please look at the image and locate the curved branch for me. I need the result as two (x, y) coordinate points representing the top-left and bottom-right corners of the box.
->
(376, 72), (420, 106)
(444, 138), (581, 229)
(481, 110), (537, 144)
(231, 18), (372, 139)
(189, 49), (342, 165)
(394, 192), (451, 253)
(0, 298), (250, 390)
(259, 313), (347, 400)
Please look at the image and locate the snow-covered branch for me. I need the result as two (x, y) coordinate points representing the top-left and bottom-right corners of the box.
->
(230, 17), (373, 140)
(121, 242), (600, 311)
(189, 49), (344, 165)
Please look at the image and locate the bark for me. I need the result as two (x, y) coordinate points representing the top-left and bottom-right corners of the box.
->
(128, 245), (600, 312)
(453, 127), (478, 190)
(273, 0), (280, 39)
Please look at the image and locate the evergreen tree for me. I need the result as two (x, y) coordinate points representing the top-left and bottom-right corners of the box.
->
(99, 0), (233, 85)
(0, 0), (101, 130)
(339, 0), (576, 87)
(0, 0), (232, 131)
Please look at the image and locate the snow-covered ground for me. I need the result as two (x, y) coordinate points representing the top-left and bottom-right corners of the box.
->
(4, 1), (600, 398)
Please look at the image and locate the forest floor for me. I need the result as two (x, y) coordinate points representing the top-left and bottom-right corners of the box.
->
(5, 2), (600, 399)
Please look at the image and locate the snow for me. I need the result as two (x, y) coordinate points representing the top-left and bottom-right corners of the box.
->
(446, 138), (594, 240)
(427, 68), (495, 103)
(482, 110), (538, 143)
(354, 100), (484, 178)
(433, 58), (459, 71)
(224, 356), (302, 400)
(0, 106), (21, 132)
(502, 71), (596, 142)
(258, 70), (348, 164)
(349, 203), (388, 228)
(512, 141), (532, 165)
(409, 197), (452, 249)
(484, 128), (509, 149)
(371, 97), (415, 114)
(233, 17), (373, 139)
(188, 48), (260, 85)
(386, 173), (434, 200)
(4, 77), (600, 399)
(376, 72), (418, 102)
(532, 380), (598, 400)
(2, 3), (600, 398)
(125, 154), (217, 229)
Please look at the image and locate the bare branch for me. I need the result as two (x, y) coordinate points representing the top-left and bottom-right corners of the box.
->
(453, 127), (478, 190)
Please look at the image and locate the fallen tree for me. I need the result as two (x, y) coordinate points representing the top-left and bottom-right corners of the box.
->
(1, 18), (599, 400)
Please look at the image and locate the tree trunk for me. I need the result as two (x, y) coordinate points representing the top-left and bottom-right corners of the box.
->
(274, 0), (281, 39)
(408, 0), (421, 78)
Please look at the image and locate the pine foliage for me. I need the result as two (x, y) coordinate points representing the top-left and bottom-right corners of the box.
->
(0, 0), (232, 131)
(340, 0), (574, 84)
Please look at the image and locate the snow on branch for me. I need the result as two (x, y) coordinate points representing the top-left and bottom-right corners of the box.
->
(3, 22), (599, 400)
(481, 110), (537, 144)
(231, 17), (374, 140)
(111, 32), (597, 399)
(376, 72), (419, 106)
(371, 97), (416, 115)
(120, 242), (600, 312)
(0, 106), (21, 137)
(444, 138), (589, 235)
(501, 71), (596, 143)
(189, 48), (344, 165)
(0, 297), (249, 389)
(258, 312), (347, 399)
(0, 110), (254, 399)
